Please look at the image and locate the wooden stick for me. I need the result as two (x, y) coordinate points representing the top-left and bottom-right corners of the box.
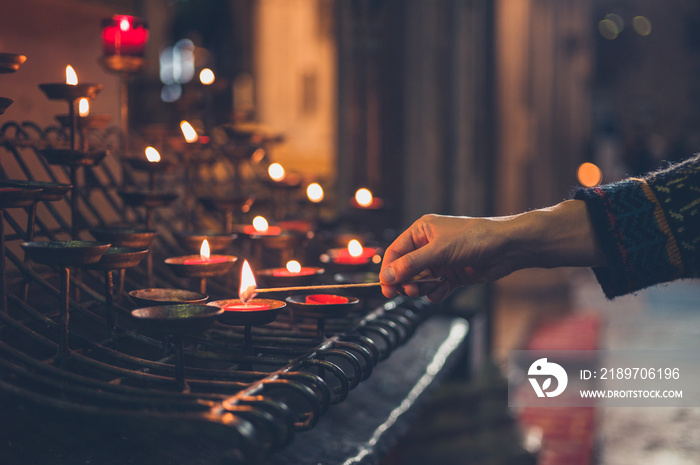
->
(252, 276), (445, 295)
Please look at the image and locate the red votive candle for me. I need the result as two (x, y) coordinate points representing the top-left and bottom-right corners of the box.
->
(101, 15), (149, 57)
(223, 302), (270, 311)
(183, 255), (230, 265)
(243, 225), (282, 236)
(272, 267), (316, 277)
(305, 294), (349, 305)
(333, 248), (376, 265)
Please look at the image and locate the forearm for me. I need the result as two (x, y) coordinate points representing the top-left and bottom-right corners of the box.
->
(506, 199), (607, 271)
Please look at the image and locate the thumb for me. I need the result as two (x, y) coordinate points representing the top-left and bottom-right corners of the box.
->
(382, 245), (437, 284)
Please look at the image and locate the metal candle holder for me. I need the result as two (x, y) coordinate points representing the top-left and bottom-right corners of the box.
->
(20, 241), (110, 363)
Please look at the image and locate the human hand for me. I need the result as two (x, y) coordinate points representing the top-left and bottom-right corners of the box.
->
(379, 201), (606, 302)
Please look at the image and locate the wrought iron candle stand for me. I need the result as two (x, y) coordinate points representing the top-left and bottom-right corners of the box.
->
(90, 225), (158, 290)
(164, 252), (238, 294)
(198, 194), (255, 235)
(38, 81), (106, 240)
(83, 246), (148, 331)
(0, 187), (43, 312)
(20, 240), (110, 363)
(207, 298), (286, 359)
(131, 304), (223, 391)
(285, 294), (360, 339)
(1, 180), (72, 301)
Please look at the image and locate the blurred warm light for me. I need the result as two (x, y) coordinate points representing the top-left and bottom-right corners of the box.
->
(239, 260), (256, 301)
(598, 19), (620, 40)
(145, 146), (161, 162)
(253, 216), (269, 232)
(119, 17), (130, 32)
(348, 239), (363, 258)
(577, 162), (603, 187)
(633, 16), (652, 36)
(78, 98), (89, 117)
(307, 183), (324, 203)
(355, 188), (373, 207)
(605, 13), (625, 32)
(199, 239), (210, 260)
(65, 65), (78, 85)
(199, 68), (215, 85)
(268, 163), (285, 181)
(180, 120), (198, 143)
(286, 260), (301, 273)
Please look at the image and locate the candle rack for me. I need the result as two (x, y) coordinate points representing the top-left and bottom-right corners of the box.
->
(20, 241), (110, 363)
(131, 304), (222, 391)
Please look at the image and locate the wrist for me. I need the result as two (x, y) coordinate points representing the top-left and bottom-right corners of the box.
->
(509, 200), (607, 269)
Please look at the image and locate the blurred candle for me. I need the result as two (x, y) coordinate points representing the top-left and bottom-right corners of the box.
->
(355, 188), (373, 207)
(66, 65), (78, 85)
(268, 163), (285, 181)
(101, 15), (149, 57)
(199, 68), (215, 85)
(307, 183), (324, 203)
(145, 146), (161, 162)
(78, 98), (90, 117)
(180, 120), (198, 143)
(272, 260), (316, 277)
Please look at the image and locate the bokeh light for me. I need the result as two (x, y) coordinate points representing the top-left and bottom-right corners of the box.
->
(632, 16), (652, 36)
(577, 162), (603, 187)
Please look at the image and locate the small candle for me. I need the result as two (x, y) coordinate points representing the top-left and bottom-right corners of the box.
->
(223, 302), (270, 311)
(272, 260), (316, 277)
(183, 239), (230, 264)
(305, 294), (350, 305)
(66, 65), (78, 85)
(243, 216), (282, 236)
(101, 15), (149, 57)
(333, 240), (375, 264)
(145, 146), (161, 162)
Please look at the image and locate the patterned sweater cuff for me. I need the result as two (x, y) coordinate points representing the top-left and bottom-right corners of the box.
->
(573, 179), (682, 298)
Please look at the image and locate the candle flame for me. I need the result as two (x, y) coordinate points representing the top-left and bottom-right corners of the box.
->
(239, 260), (257, 302)
(268, 163), (285, 181)
(119, 17), (131, 32)
(199, 239), (210, 260)
(65, 65), (78, 85)
(252, 216), (269, 232)
(286, 260), (301, 273)
(348, 239), (363, 258)
(145, 146), (161, 162)
(78, 98), (90, 117)
(355, 188), (373, 207)
(306, 183), (324, 203)
(180, 120), (199, 143)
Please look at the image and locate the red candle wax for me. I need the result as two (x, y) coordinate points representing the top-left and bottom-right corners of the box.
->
(333, 247), (376, 264)
(272, 267), (316, 277)
(223, 302), (270, 311)
(305, 294), (349, 305)
(243, 225), (282, 236)
(101, 15), (149, 57)
(183, 255), (230, 265)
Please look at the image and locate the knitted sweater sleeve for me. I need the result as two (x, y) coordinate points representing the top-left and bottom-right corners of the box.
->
(573, 154), (700, 298)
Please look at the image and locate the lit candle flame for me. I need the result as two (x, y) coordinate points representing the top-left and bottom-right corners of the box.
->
(145, 146), (161, 162)
(307, 183), (324, 203)
(286, 260), (301, 273)
(119, 17), (131, 32)
(239, 260), (257, 302)
(78, 98), (89, 117)
(348, 239), (363, 258)
(65, 65), (78, 85)
(577, 162), (603, 187)
(199, 68), (215, 85)
(252, 216), (269, 232)
(180, 120), (199, 143)
(268, 163), (285, 181)
(355, 188), (373, 207)
(199, 239), (210, 261)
